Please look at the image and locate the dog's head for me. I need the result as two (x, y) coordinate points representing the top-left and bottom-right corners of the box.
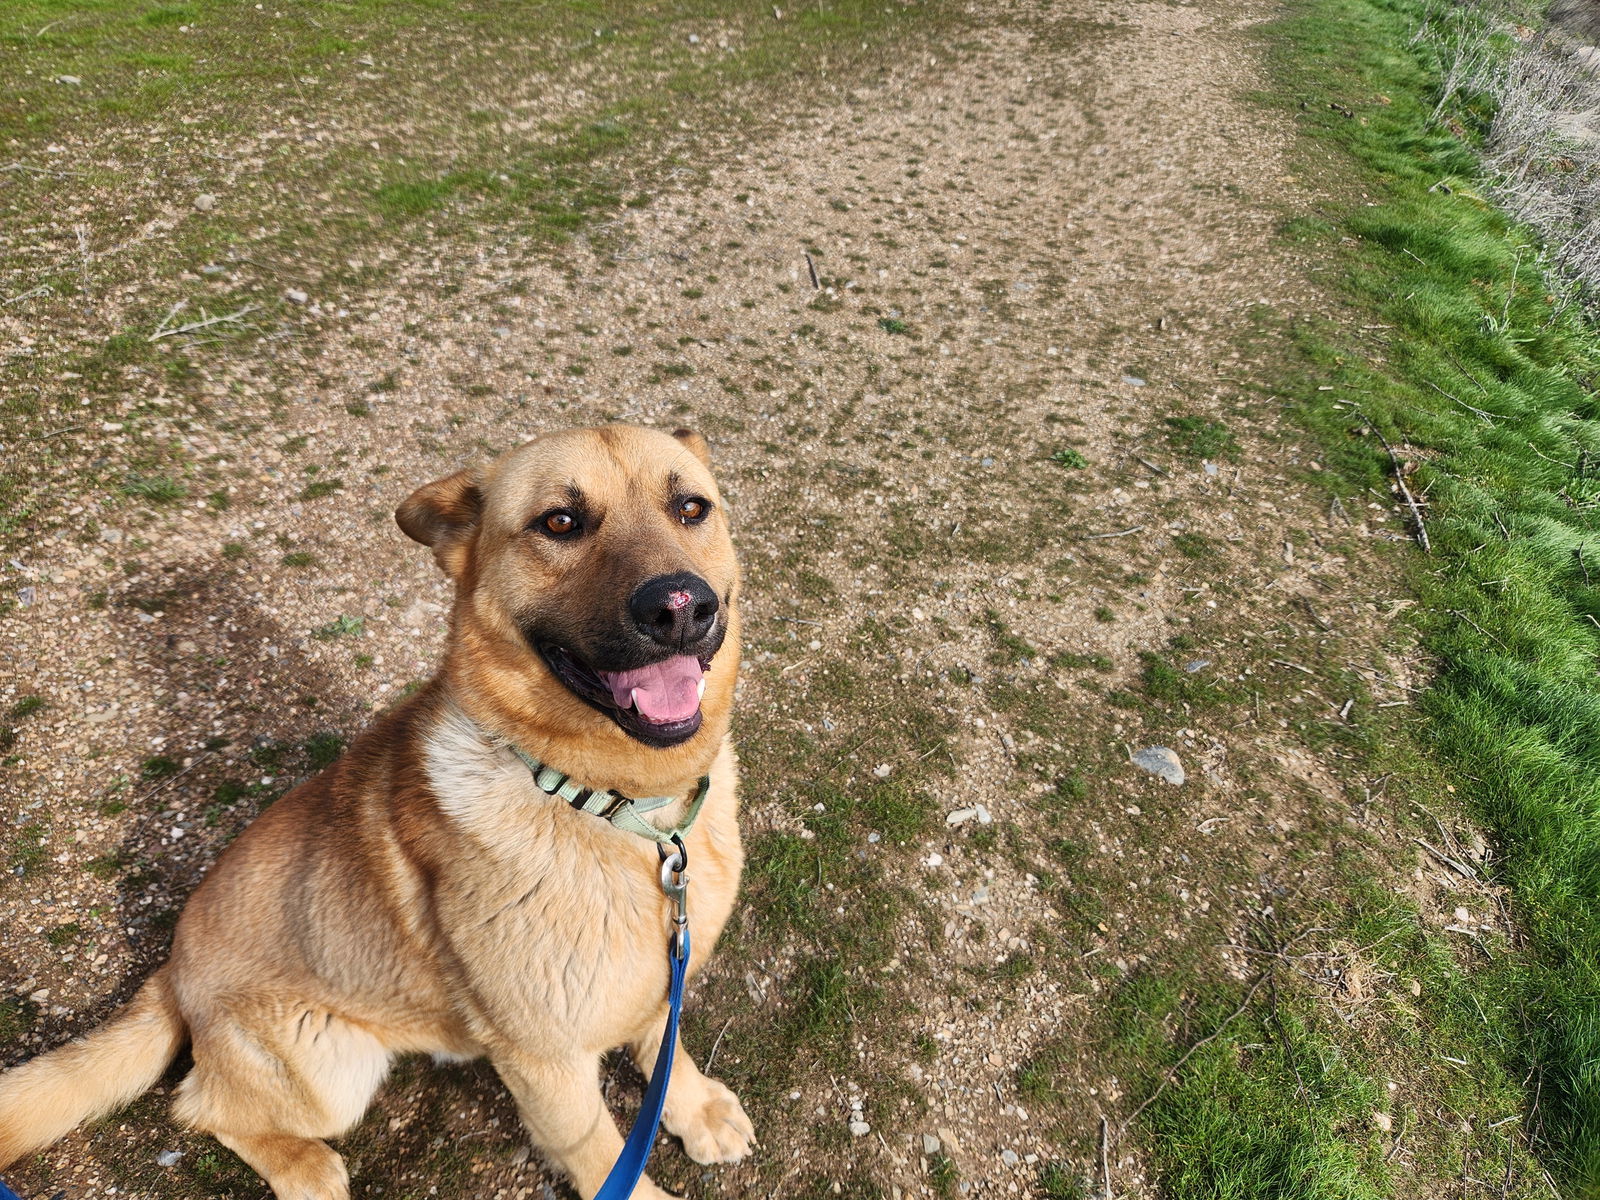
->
(397, 426), (739, 765)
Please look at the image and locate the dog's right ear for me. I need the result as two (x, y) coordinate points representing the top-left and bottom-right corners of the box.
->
(396, 468), (482, 578)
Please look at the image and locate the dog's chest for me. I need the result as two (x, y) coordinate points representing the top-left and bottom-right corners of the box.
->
(422, 710), (678, 1050)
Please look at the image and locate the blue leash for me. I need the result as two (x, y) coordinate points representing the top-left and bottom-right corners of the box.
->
(594, 837), (691, 1200)
(0, 1176), (19, 1200)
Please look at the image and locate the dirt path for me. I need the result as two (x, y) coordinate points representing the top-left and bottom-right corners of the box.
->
(1, 0), (1473, 1196)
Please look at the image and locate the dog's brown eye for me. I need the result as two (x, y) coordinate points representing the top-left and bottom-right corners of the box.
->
(677, 497), (709, 525)
(538, 509), (580, 538)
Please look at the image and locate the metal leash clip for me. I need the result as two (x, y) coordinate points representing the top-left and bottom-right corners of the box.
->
(658, 833), (689, 961)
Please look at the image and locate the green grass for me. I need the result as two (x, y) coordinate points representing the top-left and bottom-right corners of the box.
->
(1162, 414), (1238, 460)
(1049, 447), (1089, 469)
(1255, 0), (1600, 1188)
(1105, 976), (1387, 1200)
(119, 473), (188, 504)
(312, 615), (364, 641)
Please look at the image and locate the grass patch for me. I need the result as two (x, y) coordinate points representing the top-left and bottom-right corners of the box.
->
(1257, 0), (1600, 1187)
(312, 615), (364, 641)
(1162, 414), (1239, 460)
(1104, 972), (1386, 1200)
(119, 473), (187, 504)
(1049, 447), (1089, 469)
(8, 822), (48, 876)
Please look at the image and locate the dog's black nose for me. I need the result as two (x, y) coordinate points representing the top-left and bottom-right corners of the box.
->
(630, 572), (719, 649)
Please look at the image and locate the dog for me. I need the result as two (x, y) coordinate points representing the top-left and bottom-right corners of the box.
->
(0, 424), (755, 1199)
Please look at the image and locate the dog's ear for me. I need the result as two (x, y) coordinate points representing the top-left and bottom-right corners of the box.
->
(396, 468), (482, 578)
(672, 428), (711, 467)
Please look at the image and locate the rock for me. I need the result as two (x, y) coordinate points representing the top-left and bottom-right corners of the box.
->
(56, 75), (82, 86)
(1131, 746), (1185, 785)
(925, 852), (944, 867)
(156, 1150), (183, 1167)
(286, 288), (309, 304)
(509, 1145), (530, 1165)
(975, 804), (992, 824)
(1000, 1149), (1019, 1166)
(873, 763), (892, 778)
(937, 1126), (961, 1154)
(193, 193), (217, 212)
(848, 1120), (871, 1137)
(922, 1134), (941, 1155)
(1183, 659), (1211, 673)
(1121, 375), (1146, 386)
(946, 807), (977, 826)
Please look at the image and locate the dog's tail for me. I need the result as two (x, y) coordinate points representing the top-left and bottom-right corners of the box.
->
(0, 969), (185, 1169)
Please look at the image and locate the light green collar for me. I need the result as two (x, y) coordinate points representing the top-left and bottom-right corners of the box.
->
(509, 746), (709, 846)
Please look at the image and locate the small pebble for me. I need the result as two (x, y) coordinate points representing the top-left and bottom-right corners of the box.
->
(286, 288), (309, 304)
(193, 193), (217, 212)
(946, 807), (977, 826)
(1121, 375), (1146, 386)
(922, 1134), (941, 1155)
(873, 763), (892, 778)
(1000, 1149), (1019, 1166)
(848, 1120), (871, 1137)
(1131, 746), (1185, 786)
(156, 1150), (183, 1167)
(925, 852), (944, 867)
(1184, 659), (1211, 673)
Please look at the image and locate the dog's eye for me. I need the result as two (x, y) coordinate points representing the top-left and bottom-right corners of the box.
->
(536, 509), (581, 538)
(677, 497), (710, 525)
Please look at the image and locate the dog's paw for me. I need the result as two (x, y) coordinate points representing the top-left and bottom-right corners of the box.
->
(668, 1077), (756, 1165)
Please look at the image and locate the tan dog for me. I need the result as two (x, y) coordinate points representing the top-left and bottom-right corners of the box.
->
(0, 425), (754, 1200)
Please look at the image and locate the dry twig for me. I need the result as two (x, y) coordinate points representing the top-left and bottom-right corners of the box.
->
(1353, 407), (1431, 552)
(149, 302), (259, 342)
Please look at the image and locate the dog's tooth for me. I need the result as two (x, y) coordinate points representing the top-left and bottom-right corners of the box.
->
(630, 687), (642, 712)
(697, 678), (707, 701)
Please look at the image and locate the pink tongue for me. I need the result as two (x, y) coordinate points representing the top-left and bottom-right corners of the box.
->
(601, 656), (704, 724)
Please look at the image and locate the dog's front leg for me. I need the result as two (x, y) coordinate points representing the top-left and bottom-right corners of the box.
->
(492, 1051), (675, 1200)
(628, 1018), (756, 1167)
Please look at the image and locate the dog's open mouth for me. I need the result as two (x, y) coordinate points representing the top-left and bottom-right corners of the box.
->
(538, 644), (711, 746)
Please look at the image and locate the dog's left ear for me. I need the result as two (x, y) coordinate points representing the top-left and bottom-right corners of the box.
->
(672, 428), (712, 467)
(396, 468), (482, 578)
